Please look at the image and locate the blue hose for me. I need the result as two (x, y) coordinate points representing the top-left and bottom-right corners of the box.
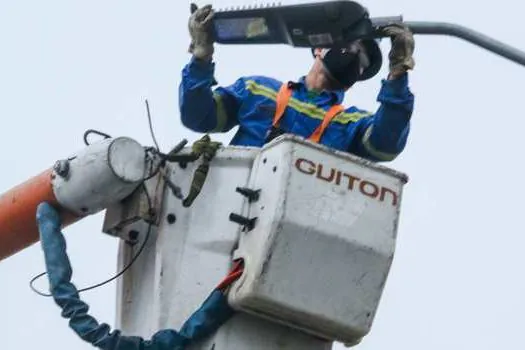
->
(35, 202), (234, 350)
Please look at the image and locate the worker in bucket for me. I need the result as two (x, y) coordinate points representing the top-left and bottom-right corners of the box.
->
(179, 4), (415, 162)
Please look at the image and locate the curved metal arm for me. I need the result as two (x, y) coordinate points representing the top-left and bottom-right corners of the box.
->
(371, 17), (525, 67)
(406, 21), (525, 67)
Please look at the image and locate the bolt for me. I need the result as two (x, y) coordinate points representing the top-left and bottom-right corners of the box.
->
(148, 208), (157, 220)
(53, 159), (70, 178)
(229, 213), (257, 231)
(166, 213), (176, 224)
(235, 187), (261, 202)
(128, 230), (139, 241)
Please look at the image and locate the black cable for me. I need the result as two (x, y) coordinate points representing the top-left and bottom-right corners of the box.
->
(77, 183), (154, 293)
(141, 99), (169, 181)
(31, 100), (174, 296)
(143, 151), (165, 181)
(83, 129), (112, 146)
(145, 99), (160, 151)
(29, 272), (51, 297)
(30, 169), (155, 297)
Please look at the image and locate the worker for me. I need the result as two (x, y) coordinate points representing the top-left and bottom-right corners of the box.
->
(179, 4), (415, 162)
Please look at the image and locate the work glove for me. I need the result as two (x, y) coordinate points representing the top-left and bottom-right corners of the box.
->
(188, 3), (215, 61)
(383, 23), (415, 78)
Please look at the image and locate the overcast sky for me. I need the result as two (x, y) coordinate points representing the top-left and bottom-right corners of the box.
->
(1, 0), (524, 349)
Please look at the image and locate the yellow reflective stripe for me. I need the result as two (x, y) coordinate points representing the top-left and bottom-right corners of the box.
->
(245, 80), (277, 99)
(362, 126), (399, 161)
(245, 80), (371, 124)
(211, 92), (229, 132)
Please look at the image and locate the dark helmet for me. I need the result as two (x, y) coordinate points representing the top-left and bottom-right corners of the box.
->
(311, 38), (383, 82)
(356, 39), (383, 81)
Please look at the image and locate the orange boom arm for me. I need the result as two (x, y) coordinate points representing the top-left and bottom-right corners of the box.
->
(0, 169), (81, 261)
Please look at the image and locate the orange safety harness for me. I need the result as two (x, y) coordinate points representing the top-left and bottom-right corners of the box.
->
(269, 82), (345, 143)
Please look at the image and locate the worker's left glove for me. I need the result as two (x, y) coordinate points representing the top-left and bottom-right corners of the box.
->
(383, 23), (415, 78)
(188, 3), (215, 61)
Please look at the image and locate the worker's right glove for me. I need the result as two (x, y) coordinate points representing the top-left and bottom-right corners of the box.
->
(188, 3), (215, 61)
(383, 23), (415, 78)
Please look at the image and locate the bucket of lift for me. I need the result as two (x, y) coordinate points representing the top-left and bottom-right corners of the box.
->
(103, 135), (409, 346)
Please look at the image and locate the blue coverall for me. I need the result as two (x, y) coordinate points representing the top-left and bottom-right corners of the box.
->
(179, 57), (415, 162)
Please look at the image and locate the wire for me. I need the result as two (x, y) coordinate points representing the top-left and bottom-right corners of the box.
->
(77, 183), (154, 293)
(30, 99), (181, 296)
(143, 153), (164, 181)
(30, 165), (156, 296)
(145, 99), (160, 151)
(83, 129), (112, 146)
(29, 273), (50, 297)
(216, 259), (244, 292)
(141, 99), (171, 181)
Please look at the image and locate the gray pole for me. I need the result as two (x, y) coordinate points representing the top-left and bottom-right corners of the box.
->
(372, 17), (525, 67)
(407, 21), (525, 67)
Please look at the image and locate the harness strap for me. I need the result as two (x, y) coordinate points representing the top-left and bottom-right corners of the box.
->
(309, 104), (345, 143)
(273, 82), (344, 143)
(273, 82), (294, 127)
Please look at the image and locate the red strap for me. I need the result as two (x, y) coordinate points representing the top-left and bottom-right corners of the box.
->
(273, 83), (293, 127)
(216, 259), (244, 291)
(274, 82), (344, 143)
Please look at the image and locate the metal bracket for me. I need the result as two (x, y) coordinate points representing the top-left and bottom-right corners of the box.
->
(229, 213), (257, 232)
(102, 171), (165, 241)
(235, 187), (261, 202)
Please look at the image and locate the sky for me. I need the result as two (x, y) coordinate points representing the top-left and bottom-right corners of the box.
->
(1, 0), (524, 349)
